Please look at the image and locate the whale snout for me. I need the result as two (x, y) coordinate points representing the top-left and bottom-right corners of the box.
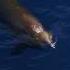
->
(34, 31), (56, 48)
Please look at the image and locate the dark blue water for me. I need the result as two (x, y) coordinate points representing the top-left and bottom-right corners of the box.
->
(0, 0), (70, 70)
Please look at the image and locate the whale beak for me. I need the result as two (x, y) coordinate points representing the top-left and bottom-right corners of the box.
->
(50, 42), (56, 48)
(39, 31), (57, 48)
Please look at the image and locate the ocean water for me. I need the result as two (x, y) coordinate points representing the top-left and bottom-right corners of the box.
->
(0, 0), (70, 70)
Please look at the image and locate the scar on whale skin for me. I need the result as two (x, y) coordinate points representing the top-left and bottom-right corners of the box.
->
(0, 0), (56, 48)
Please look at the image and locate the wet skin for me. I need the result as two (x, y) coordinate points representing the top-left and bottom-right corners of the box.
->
(0, 0), (56, 48)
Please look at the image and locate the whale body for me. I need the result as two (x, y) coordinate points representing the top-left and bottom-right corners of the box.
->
(0, 0), (56, 48)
